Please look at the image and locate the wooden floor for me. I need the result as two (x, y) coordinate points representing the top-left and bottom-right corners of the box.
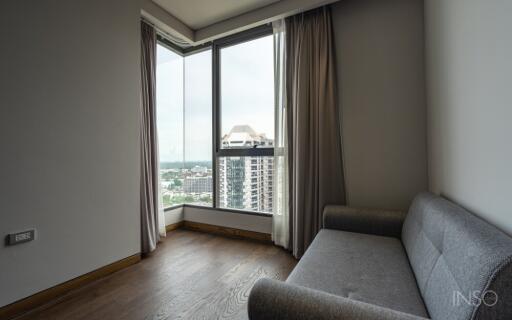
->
(17, 230), (297, 320)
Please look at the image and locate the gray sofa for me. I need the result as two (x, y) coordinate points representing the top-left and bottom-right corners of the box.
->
(248, 192), (512, 320)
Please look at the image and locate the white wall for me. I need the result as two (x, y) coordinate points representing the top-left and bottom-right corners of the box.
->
(425, 0), (512, 234)
(184, 207), (272, 234)
(164, 206), (270, 233)
(165, 207), (184, 225)
(332, 0), (428, 210)
(0, 0), (142, 307)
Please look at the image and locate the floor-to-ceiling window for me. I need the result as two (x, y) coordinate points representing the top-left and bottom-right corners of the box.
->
(215, 32), (275, 213)
(156, 44), (212, 208)
(156, 26), (274, 215)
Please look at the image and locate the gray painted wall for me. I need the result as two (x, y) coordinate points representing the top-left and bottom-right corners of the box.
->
(0, 0), (430, 307)
(0, 0), (142, 307)
(425, 0), (512, 235)
(332, 0), (428, 210)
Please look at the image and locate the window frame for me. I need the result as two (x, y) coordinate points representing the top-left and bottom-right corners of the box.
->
(157, 24), (274, 216)
(156, 36), (214, 209)
(212, 25), (275, 157)
(212, 24), (274, 210)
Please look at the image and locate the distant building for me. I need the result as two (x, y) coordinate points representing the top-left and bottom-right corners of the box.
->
(191, 165), (208, 174)
(218, 125), (273, 213)
(160, 181), (173, 189)
(184, 176), (213, 193)
(221, 125), (273, 149)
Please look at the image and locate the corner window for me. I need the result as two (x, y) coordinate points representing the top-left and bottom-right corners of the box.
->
(156, 25), (274, 215)
(156, 44), (213, 208)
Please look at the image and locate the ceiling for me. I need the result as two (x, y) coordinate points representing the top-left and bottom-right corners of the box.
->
(142, 0), (339, 45)
(152, 0), (281, 30)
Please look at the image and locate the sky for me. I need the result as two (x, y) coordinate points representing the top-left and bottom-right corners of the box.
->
(156, 35), (274, 163)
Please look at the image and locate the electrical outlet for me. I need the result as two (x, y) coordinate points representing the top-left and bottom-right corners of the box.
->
(6, 229), (35, 246)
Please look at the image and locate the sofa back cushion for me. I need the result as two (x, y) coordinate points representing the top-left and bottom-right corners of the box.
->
(402, 192), (512, 320)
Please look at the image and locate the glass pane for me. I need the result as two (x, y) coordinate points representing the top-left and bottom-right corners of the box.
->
(218, 156), (273, 213)
(157, 45), (213, 208)
(220, 35), (275, 148)
(184, 49), (213, 206)
(156, 44), (184, 208)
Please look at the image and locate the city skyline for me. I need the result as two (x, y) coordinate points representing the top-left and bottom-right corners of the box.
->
(158, 123), (275, 166)
(159, 124), (274, 212)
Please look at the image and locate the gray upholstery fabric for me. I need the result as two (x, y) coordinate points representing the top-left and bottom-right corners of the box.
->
(287, 229), (428, 317)
(402, 192), (512, 320)
(323, 205), (406, 238)
(248, 278), (428, 320)
(473, 261), (512, 319)
(249, 192), (512, 320)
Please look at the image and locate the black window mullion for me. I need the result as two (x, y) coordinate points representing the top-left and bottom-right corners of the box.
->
(212, 41), (220, 208)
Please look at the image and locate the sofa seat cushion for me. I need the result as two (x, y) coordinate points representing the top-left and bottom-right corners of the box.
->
(286, 229), (429, 318)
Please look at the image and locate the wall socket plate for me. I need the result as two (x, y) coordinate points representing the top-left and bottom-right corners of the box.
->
(6, 229), (36, 246)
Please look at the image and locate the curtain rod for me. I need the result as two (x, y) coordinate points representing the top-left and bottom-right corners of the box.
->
(140, 16), (192, 47)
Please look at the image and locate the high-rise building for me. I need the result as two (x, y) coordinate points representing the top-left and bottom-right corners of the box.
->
(218, 125), (273, 213)
(183, 176), (213, 193)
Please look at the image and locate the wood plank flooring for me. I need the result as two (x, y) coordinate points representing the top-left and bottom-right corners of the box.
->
(16, 230), (297, 320)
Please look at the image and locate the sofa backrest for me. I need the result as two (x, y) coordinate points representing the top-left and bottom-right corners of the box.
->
(402, 192), (512, 320)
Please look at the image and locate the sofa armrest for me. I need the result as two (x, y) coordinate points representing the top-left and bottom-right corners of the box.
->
(248, 278), (427, 320)
(323, 205), (406, 238)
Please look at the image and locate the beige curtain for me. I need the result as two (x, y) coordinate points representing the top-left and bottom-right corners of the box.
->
(272, 20), (290, 249)
(140, 21), (162, 254)
(286, 6), (346, 258)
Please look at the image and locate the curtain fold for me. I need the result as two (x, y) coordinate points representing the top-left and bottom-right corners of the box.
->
(272, 20), (290, 249)
(140, 21), (164, 254)
(285, 6), (346, 258)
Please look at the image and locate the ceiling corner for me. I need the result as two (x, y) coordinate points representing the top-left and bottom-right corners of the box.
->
(141, 0), (195, 44)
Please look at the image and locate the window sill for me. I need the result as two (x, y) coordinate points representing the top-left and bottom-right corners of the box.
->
(163, 204), (272, 217)
(163, 204), (184, 212)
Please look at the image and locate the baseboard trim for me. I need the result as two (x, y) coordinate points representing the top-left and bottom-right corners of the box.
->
(182, 221), (272, 243)
(165, 221), (184, 233)
(2, 222), (269, 319)
(0, 254), (141, 320)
